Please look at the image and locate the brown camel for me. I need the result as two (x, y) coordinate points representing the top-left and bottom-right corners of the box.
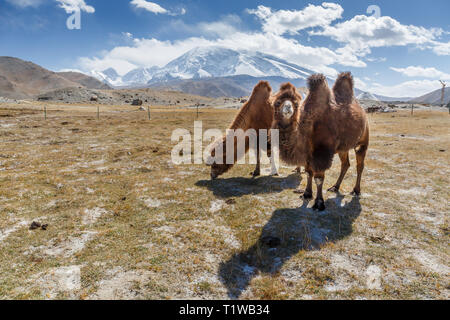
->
(271, 72), (369, 211)
(208, 81), (278, 179)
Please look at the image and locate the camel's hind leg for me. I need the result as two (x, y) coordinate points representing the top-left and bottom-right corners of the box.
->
(351, 144), (368, 196)
(328, 152), (350, 193)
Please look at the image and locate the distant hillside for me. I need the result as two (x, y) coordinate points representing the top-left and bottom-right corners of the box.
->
(147, 75), (371, 99)
(148, 75), (311, 98)
(409, 87), (450, 105)
(0, 57), (109, 99)
(57, 71), (110, 90)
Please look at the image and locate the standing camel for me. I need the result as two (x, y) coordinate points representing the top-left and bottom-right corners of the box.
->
(208, 81), (279, 179)
(271, 72), (369, 211)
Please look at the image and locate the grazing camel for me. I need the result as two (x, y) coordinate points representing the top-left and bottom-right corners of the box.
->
(271, 72), (369, 211)
(208, 81), (279, 180)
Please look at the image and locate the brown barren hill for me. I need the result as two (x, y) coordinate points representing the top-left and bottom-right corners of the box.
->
(0, 57), (109, 99)
(57, 71), (111, 90)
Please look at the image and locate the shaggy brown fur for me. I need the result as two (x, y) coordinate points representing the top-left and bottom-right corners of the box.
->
(209, 81), (275, 179)
(271, 72), (369, 211)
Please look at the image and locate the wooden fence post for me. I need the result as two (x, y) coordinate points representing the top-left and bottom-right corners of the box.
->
(97, 106), (100, 120)
(44, 106), (47, 120)
(147, 105), (151, 120)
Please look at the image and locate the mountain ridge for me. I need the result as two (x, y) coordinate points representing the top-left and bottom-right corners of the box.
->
(0, 56), (110, 99)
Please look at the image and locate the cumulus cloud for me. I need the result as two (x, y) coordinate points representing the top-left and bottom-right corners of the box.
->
(428, 40), (450, 56)
(311, 15), (443, 56)
(130, 0), (167, 14)
(75, 2), (448, 93)
(247, 2), (343, 35)
(6, 0), (95, 12)
(130, 0), (185, 15)
(77, 27), (366, 76)
(5, 0), (44, 8)
(55, 0), (95, 13)
(390, 66), (450, 80)
(371, 80), (442, 97)
(78, 37), (214, 75)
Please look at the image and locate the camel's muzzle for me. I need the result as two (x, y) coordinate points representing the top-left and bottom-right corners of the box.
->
(282, 101), (294, 119)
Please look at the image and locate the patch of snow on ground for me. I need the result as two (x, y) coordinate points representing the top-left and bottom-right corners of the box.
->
(365, 265), (382, 290)
(37, 266), (81, 299)
(143, 198), (161, 208)
(89, 268), (152, 300)
(0, 221), (29, 243)
(410, 250), (450, 275)
(82, 207), (108, 225)
(209, 200), (224, 213)
(43, 231), (97, 257)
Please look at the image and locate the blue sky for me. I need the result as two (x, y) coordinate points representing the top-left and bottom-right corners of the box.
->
(1, 0), (449, 97)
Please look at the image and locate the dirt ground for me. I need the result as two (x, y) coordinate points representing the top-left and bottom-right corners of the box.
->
(0, 102), (448, 300)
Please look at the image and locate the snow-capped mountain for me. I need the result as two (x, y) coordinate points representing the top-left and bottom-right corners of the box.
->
(147, 46), (313, 84)
(357, 92), (379, 101)
(88, 46), (407, 101)
(91, 67), (124, 87)
(122, 66), (159, 86)
(94, 46), (315, 88)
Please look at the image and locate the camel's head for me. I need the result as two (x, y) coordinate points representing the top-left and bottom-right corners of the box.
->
(272, 83), (302, 128)
(210, 162), (233, 180)
(207, 138), (233, 180)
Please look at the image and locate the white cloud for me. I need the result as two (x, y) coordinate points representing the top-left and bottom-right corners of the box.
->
(130, 0), (185, 15)
(247, 2), (343, 35)
(130, 0), (167, 14)
(78, 37), (214, 75)
(75, 2), (447, 90)
(428, 40), (450, 56)
(55, 0), (95, 13)
(6, 0), (95, 13)
(371, 80), (441, 97)
(311, 15), (443, 56)
(77, 28), (366, 76)
(390, 66), (450, 80)
(5, 0), (44, 8)
(366, 57), (387, 63)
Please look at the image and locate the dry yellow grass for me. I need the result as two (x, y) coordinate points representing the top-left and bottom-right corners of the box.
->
(0, 102), (448, 300)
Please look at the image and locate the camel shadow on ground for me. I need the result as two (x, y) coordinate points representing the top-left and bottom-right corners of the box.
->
(195, 174), (301, 198)
(218, 194), (362, 298)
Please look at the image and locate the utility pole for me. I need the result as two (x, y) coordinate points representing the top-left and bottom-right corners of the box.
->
(439, 80), (446, 107)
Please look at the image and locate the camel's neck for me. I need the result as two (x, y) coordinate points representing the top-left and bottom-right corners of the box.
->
(277, 113), (309, 166)
(303, 87), (330, 114)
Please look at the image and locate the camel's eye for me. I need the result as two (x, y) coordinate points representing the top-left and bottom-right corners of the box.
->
(274, 101), (281, 108)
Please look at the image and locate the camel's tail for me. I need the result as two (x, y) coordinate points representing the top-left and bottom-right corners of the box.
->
(333, 72), (354, 105)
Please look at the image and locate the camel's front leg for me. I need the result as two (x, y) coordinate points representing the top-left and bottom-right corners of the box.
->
(313, 172), (326, 211)
(251, 135), (261, 177)
(267, 133), (279, 176)
(295, 164), (313, 199)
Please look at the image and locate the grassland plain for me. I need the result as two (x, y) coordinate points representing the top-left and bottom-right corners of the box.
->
(0, 102), (448, 300)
